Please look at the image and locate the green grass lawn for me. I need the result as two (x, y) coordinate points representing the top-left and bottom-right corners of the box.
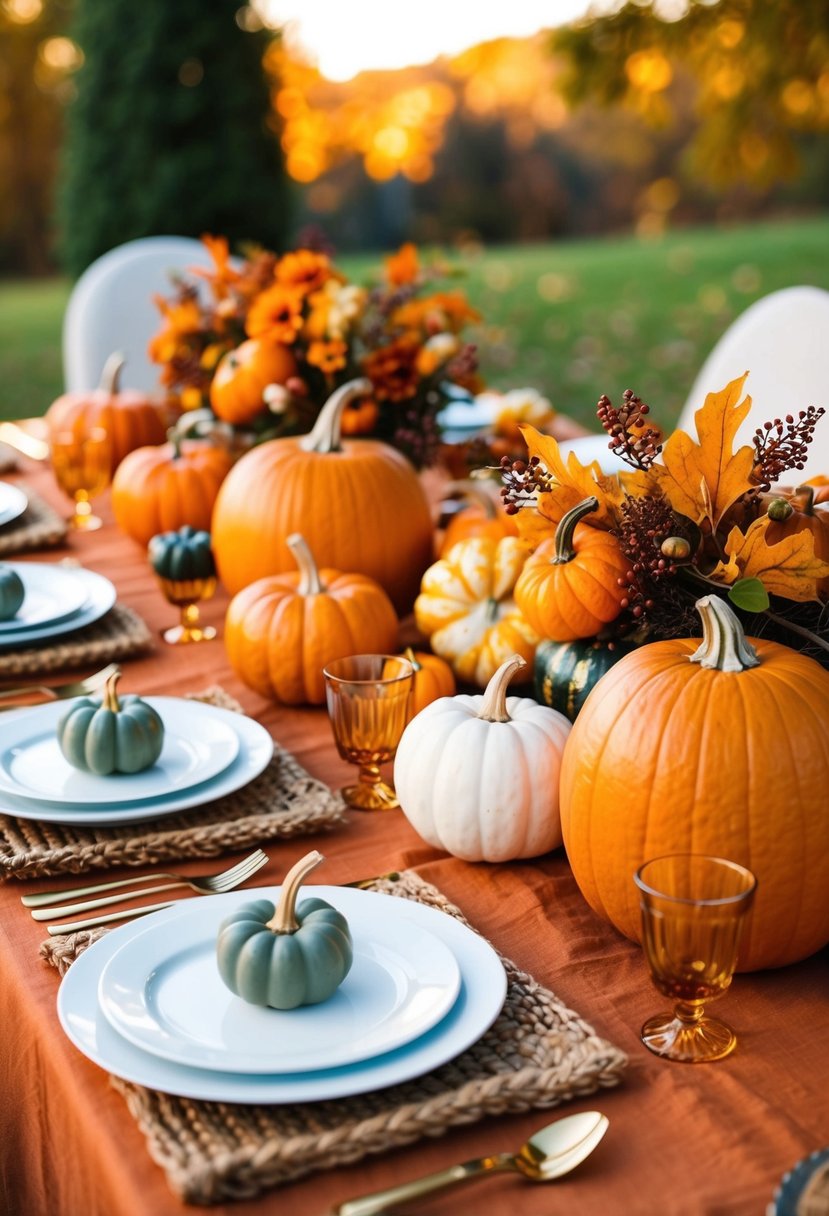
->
(2, 214), (828, 429)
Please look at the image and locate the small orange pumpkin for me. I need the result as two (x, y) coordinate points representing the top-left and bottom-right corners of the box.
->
(399, 647), (456, 716)
(209, 337), (297, 427)
(514, 496), (629, 641)
(224, 533), (399, 705)
(111, 434), (234, 546)
(767, 485), (829, 597)
(439, 481), (518, 557)
(46, 353), (169, 475)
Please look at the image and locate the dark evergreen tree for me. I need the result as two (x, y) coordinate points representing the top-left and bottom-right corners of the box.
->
(57, 2), (289, 277)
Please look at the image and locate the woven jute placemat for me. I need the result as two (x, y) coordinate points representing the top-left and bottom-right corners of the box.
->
(41, 870), (628, 1205)
(0, 488), (68, 555)
(0, 687), (346, 880)
(0, 602), (153, 678)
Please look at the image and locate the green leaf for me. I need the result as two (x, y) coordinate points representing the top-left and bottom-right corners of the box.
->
(728, 578), (770, 613)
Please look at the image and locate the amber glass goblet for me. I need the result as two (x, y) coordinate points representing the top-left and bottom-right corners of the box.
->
(634, 854), (757, 1063)
(323, 654), (414, 811)
(155, 576), (217, 645)
(50, 427), (111, 530)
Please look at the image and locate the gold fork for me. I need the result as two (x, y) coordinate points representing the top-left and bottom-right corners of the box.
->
(27, 849), (270, 923)
(0, 662), (119, 707)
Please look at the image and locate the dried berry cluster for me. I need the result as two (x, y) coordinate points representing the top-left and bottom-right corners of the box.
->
(498, 454), (555, 514)
(616, 494), (693, 620)
(597, 389), (662, 470)
(752, 406), (826, 488)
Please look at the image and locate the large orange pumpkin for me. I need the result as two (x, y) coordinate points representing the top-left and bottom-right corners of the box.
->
(209, 337), (297, 427)
(46, 353), (170, 475)
(224, 532), (399, 704)
(111, 435), (234, 546)
(211, 378), (435, 615)
(559, 595), (829, 971)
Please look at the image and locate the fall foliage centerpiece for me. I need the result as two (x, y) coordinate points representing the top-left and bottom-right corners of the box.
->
(148, 236), (482, 469)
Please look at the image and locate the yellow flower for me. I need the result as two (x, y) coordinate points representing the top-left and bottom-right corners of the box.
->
(416, 332), (460, 376)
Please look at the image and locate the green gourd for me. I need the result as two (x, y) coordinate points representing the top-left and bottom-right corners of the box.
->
(57, 668), (165, 775)
(148, 524), (216, 581)
(0, 565), (24, 620)
(216, 851), (353, 1009)
(533, 636), (636, 722)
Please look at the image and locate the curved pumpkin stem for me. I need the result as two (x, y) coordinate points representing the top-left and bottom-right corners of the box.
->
(690, 596), (760, 673)
(403, 646), (422, 674)
(477, 654), (526, 723)
(553, 496), (599, 564)
(795, 485), (817, 516)
(99, 352), (126, 395)
(287, 533), (325, 596)
(299, 378), (373, 455)
(102, 667), (123, 712)
(445, 480), (499, 520)
(266, 850), (325, 934)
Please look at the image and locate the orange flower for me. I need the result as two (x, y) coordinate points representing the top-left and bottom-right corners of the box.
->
(384, 242), (419, 286)
(245, 284), (305, 343)
(147, 295), (204, 363)
(275, 249), (335, 296)
(307, 339), (348, 374)
(340, 397), (379, 437)
(363, 334), (421, 402)
(392, 290), (480, 336)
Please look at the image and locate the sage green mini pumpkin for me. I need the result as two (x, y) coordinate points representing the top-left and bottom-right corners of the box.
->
(148, 524), (216, 581)
(0, 564), (25, 620)
(57, 668), (165, 775)
(534, 637), (636, 722)
(217, 851), (352, 1009)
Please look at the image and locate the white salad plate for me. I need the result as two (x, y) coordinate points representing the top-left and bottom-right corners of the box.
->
(0, 565), (116, 649)
(0, 703), (273, 825)
(0, 698), (240, 805)
(0, 481), (28, 529)
(0, 563), (89, 633)
(99, 901), (461, 1073)
(58, 887), (508, 1103)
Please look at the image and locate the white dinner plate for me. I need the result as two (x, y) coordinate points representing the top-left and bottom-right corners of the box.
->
(0, 704), (273, 825)
(0, 563), (89, 633)
(0, 698), (240, 805)
(0, 565), (116, 649)
(0, 481), (28, 529)
(58, 887), (507, 1103)
(99, 902), (461, 1073)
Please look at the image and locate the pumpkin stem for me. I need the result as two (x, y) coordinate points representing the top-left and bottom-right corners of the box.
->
(266, 850), (325, 934)
(445, 480), (499, 520)
(553, 496), (599, 564)
(477, 655), (526, 723)
(795, 485), (816, 516)
(299, 378), (373, 455)
(102, 667), (122, 712)
(690, 596), (760, 672)
(403, 646), (422, 674)
(99, 352), (125, 395)
(287, 533), (325, 596)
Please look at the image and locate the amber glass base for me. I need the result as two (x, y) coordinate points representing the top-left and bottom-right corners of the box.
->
(641, 1012), (737, 1063)
(341, 775), (400, 811)
(162, 622), (217, 645)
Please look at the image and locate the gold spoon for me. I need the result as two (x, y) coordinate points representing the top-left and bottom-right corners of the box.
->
(333, 1110), (609, 1215)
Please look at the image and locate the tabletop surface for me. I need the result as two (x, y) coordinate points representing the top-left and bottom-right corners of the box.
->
(1, 458), (827, 1216)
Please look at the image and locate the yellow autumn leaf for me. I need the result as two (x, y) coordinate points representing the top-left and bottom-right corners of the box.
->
(711, 515), (829, 601)
(652, 373), (756, 528)
(517, 424), (624, 545)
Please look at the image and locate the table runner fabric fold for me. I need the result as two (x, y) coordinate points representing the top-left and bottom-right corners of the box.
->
(0, 687), (346, 879)
(0, 488), (68, 555)
(0, 602), (154, 677)
(40, 870), (628, 1206)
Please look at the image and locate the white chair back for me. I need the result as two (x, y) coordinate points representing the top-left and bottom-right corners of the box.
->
(62, 236), (214, 393)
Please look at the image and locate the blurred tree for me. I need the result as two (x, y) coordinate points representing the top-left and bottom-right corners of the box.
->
(552, 0), (829, 189)
(57, 0), (289, 277)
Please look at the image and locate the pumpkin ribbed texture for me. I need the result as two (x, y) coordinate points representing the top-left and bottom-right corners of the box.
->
(560, 600), (829, 971)
(112, 440), (234, 546)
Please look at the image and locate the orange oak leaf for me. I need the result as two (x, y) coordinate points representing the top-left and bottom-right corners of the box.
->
(711, 515), (829, 601)
(652, 374), (756, 528)
(516, 425), (624, 546)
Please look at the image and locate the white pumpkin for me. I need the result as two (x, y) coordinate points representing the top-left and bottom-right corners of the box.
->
(393, 654), (571, 862)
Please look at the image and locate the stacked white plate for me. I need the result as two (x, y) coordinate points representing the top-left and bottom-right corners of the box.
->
(0, 562), (117, 649)
(0, 481), (28, 529)
(58, 884), (508, 1102)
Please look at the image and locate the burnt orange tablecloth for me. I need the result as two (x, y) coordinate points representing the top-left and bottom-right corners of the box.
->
(1, 460), (827, 1216)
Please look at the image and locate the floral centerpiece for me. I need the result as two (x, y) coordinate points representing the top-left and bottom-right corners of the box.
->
(148, 237), (482, 468)
(498, 373), (829, 664)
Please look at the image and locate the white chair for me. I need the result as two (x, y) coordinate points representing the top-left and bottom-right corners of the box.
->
(62, 236), (215, 393)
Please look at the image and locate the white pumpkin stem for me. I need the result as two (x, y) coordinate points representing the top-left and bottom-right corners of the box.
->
(266, 850), (325, 934)
(99, 352), (125, 394)
(287, 533), (325, 596)
(477, 655), (526, 723)
(299, 377), (373, 454)
(102, 667), (122, 712)
(554, 496), (598, 563)
(690, 596), (760, 672)
(445, 480), (499, 519)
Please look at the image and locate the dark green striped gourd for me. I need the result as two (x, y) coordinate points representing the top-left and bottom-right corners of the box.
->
(148, 525), (216, 582)
(534, 637), (636, 722)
